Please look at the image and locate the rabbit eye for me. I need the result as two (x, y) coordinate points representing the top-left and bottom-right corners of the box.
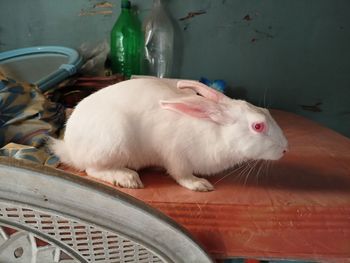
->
(252, 122), (266, 133)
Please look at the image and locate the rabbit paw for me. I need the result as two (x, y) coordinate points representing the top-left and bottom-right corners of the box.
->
(86, 168), (144, 189)
(177, 176), (214, 192)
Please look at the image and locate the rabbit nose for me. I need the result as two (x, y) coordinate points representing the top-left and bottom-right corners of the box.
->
(282, 147), (289, 154)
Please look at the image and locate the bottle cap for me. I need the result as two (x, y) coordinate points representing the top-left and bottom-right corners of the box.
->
(121, 0), (131, 9)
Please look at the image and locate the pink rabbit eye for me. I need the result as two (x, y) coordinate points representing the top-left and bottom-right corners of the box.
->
(252, 122), (266, 133)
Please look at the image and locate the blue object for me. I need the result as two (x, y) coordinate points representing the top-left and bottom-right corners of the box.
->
(199, 77), (227, 93)
(0, 46), (82, 92)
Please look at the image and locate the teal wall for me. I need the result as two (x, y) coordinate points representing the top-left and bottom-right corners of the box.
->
(1, 0), (349, 137)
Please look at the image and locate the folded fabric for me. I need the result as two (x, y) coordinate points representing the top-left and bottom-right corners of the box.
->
(0, 142), (59, 167)
(0, 72), (65, 166)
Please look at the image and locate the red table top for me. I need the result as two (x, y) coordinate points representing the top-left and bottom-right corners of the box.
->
(61, 110), (350, 262)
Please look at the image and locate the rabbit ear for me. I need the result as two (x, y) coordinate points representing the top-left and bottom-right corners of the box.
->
(160, 97), (233, 125)
(177, 80), (226, 102)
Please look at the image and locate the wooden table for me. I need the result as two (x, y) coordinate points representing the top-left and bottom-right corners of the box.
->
(63, 110), (350, 262)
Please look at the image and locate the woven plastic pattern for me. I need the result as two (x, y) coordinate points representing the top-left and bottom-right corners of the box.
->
(0, 201), (164, 263)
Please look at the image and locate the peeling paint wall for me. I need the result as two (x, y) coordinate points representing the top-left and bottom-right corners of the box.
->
(0, 0), (349, 137)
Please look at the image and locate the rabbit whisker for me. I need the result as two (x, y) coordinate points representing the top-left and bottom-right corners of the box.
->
(243, 160), (258, 186)
(213, 162), (247, 185)
(214, 160), (256, 185)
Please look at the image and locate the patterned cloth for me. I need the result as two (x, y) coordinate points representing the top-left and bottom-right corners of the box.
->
(0, 72), (65, 167)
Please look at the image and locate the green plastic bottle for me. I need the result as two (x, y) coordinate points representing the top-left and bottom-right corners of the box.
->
(110, 0), (143, 78)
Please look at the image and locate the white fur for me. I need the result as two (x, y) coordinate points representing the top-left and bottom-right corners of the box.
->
(50, 78), (288, 191)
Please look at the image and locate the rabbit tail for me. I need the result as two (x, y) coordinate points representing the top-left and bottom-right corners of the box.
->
(49, 137), (73, 166)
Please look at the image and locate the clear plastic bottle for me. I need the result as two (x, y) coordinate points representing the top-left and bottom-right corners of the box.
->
(143, 0), (174, 78)
(110, 0), (143, 78)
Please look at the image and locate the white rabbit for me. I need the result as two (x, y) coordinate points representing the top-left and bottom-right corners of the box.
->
(50, 78), (288, 191)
